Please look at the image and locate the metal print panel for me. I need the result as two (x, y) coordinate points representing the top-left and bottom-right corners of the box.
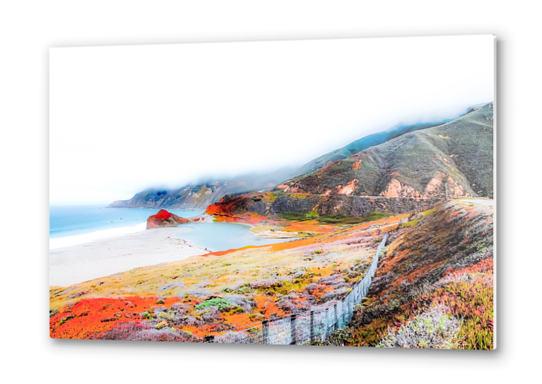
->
(49, 35), (495, 349)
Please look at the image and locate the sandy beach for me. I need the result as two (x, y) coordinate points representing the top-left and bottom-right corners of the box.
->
(49, 227), (208, 287)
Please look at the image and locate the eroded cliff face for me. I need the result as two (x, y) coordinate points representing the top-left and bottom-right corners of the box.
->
(424, 172), (468, 199)
(146, 210), (189, 229)
(379, 172), (469, 199)
(337, 179), (359, 196)
(379, 179), (423, 198)
(278, 169), (469, 201)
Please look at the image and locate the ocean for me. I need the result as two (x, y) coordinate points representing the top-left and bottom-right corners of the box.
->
(175, 222), (291, 252)
(49, 205), (290, 251)
(49, 205), (203, 249)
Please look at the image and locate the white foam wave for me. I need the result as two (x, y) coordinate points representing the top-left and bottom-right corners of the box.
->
(50, 223), (147, 250)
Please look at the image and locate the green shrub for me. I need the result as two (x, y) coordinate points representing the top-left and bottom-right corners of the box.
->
(401, 219), (420, 228)
(363, 211), (391, 222)
(318, 211), (391, 224)
(195, 298), (238, 312)
(141, 311), (153, 320)
(59, 315), (74, 326)
(278, 211), (319, 221)
(157, 313), (174, 321)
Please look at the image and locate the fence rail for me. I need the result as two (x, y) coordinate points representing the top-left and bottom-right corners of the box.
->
(204, 234), (388, 345)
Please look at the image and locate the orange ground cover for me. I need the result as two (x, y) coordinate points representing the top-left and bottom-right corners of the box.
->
(282, 221), (336, 233)
(50, 296), (184, 340)
(204, 213), (407, 258)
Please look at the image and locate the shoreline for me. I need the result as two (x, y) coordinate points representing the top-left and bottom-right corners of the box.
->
(49, 208), (208, 250)
(49, 215), (301, 287)
(50, 222), (148, 250)
(49, 227), (208, 287)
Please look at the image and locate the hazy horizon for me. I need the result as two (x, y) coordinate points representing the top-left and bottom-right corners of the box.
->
(50, 35), (494, 205)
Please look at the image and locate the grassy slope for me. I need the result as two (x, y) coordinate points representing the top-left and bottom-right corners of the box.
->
(428, 104), (494, 197)
(325, 199), (494, 349)
(295, 120), (450, 176)
(50, 214), (408, 340)
(285, 103), (494, 198)
(50, 200), (494, 349)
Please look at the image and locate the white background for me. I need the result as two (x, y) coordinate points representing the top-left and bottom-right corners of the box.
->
(50, 36), (494, 204)
(1, 1), (540, 383)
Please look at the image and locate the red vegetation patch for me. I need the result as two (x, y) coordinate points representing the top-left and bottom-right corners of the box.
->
(204, 245), (258, 257)
(446, 258), (493, 276)
(50, 296), (183, 340)
(212, 212), (267, 225)
(206, 200), (237, 217)
(154, 209), (173, 220)
(253, 295), (288, 318)
(206, 194), (267, 224)
(283, 221), (336, 233)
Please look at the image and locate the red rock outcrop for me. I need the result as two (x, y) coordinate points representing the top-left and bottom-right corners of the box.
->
(146, 209), (189, 229)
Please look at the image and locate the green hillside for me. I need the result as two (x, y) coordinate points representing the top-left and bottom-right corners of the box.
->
(281, 103), (493, 199)
(292, 107), (487, 177)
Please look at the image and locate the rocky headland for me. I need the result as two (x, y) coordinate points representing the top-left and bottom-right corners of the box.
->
(147, 209), (190, 229)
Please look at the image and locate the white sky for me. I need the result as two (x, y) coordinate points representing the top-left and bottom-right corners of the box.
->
(50, 35), (494, 204)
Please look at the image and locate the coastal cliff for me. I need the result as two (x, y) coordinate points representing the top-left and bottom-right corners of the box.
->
(205, 104), (493, 223)
(111, 183), (233, 210)
(109, 168), (295, 210)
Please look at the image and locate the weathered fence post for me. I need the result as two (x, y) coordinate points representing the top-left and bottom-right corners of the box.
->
(290, 314), (297, 345)
(310, 310), (315, 344)
(262, 319), (269, 345)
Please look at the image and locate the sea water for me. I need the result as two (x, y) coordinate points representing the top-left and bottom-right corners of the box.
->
(176, 222), (291, 252)
(50, 205), (203, 249)
(50, 205), (290, 251)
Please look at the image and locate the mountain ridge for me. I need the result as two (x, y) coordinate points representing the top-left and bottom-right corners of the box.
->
(293, 104), (487, 177)
(109, 102), (492, 210)
(278, 102), (494, 200)
(109, 168), (296, 209)
(205, 102), (493, 220)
